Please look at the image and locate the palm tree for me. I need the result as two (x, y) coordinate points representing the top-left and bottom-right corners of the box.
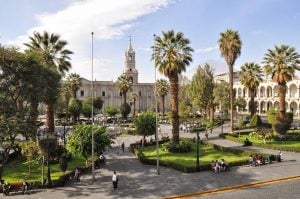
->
(116, 74), (132, 105)
(263, 45), (300, 119)
(60, 81), (73, 120)
(152, 30), (193, 144)
(66, 73), (82, 98)
(240, 62), (263, 117)
(131, 92), (138, 118)
(218, 29), (242, 131)
(155, 79), (169, 119)
(24, 31), (73, 134)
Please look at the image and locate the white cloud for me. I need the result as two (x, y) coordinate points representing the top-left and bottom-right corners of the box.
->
(9, 0), (171, 80)
(195, 45), (218, 53)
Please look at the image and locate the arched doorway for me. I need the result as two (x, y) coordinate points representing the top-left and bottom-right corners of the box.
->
(274, 101), (279, 111)
(267, 101), (273, 111)
(290, 101), (298, 116)
(260, 101), (266, 113)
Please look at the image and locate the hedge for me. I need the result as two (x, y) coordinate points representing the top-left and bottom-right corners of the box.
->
(223, 133), (300, 152)
(130, 140), (269, 173)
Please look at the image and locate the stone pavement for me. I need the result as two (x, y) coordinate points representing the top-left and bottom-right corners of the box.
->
(9, 122), (300, 199)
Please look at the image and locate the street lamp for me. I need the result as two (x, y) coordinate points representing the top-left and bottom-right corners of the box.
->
(221, 110), (224, 135)
(153, 34), (160, 175)
(191, 122), (201, 172)
(91, 32), (95, 182)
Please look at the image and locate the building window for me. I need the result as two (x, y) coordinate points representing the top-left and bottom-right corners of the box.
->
(120, 92), (122, 96)
(80, 90), (84, 97)
(129, 76), (133, 84)
(139, 91), (142, 96)
(102, 91), (105, 96)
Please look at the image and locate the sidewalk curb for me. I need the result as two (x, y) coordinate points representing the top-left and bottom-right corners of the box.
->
(162, 175), (300, 199)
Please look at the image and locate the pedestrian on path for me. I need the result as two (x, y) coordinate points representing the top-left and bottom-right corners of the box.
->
(112, 171), (118, 190)
(205, 131), (209, 140)
(121, 142), (125, 152)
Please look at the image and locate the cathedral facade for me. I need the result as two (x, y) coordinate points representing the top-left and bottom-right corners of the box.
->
(76, 40), (170, 115)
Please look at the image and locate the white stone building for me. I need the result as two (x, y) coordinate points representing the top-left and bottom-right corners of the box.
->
(76, 39), (170, 115)
(215, 72), (300, 117)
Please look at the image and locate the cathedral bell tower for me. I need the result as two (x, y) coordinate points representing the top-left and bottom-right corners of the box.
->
(124, 36), (138, 84)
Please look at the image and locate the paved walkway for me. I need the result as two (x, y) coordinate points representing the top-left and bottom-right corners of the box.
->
(11, 122), (300, 199)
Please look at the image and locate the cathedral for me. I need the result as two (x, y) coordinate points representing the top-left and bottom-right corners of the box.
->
(76, 39), (170, 115)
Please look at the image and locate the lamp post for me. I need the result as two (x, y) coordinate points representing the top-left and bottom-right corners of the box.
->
(91, 32), (95, 182)
(153, 34), (160, 175)
(221, 111), (224, 135)
(191, 122), (201, 172)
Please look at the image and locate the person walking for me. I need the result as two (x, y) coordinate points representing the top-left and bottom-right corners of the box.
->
(205, 131), (209, 140)
(112, 171), (118, 190)
(74, 167), (81, 182)
(121, 142), (125, 152)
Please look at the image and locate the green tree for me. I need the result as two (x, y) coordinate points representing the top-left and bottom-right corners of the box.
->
(240, 62), (263, 116)
(66, 124), (114, 166)
(68, 98), (82, 123)
(189, 63), (214, 120)
(105, 106), (118, 117)
(24, 31), (73, 134)
(213, 81), (230, 113)
(20, 141), (40, 176)
(235, 97), (247, 111)
(120, 103), (131, 119)
(66, 73), (82, 98)
(59, 81), (72, 120)
(155, 79), (169, 119)
(218, 29), (242, 131)
(263, 45), (300, 119)
(152, 30), (193, 144)
(116, 74), (132, 105)
(134, 110), (156, 146)
(81, 100), (92, 118)
(178, 75), (192, 122)
(93, 97), (104, 112)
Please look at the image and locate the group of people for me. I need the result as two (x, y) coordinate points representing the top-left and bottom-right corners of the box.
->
(248, 154), (264, 166)
(211, 159), (230, 173)
(1, 179), (29, 196)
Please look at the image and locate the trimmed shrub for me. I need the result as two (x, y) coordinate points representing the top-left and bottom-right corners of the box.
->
(274, 117), (290, 135)
(243, 138), (252, 146)
(120, 103), (131, 119)
(286, 112), (293, 124)
(249, 114), (262, 127)
(161, 141), (192, 153)
(235, 118), (246, 130)
(59, 153), (68, 173)
(267, 109), (278, 125)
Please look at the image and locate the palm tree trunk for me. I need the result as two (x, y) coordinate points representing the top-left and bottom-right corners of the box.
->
(278, 83), (286, 119)
(229, 65), (234, 132)
(46, 103), (55, 134)
(250, 88), (255, 117)
(161, 96), (165, 119)
(30, 99), (39, 121)
(123, 92), (127, 105)
(169, 75), (179, 144)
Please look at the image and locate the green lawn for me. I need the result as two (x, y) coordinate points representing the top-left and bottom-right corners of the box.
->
(225, 134), (300, 152)
(2, 156), (86, 183)
(139, 142), (249, 169)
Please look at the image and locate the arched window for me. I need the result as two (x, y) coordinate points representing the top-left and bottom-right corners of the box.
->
(129, 76), (133, 84)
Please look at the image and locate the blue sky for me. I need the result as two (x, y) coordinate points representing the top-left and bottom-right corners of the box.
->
(1, 0), (300, 82)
